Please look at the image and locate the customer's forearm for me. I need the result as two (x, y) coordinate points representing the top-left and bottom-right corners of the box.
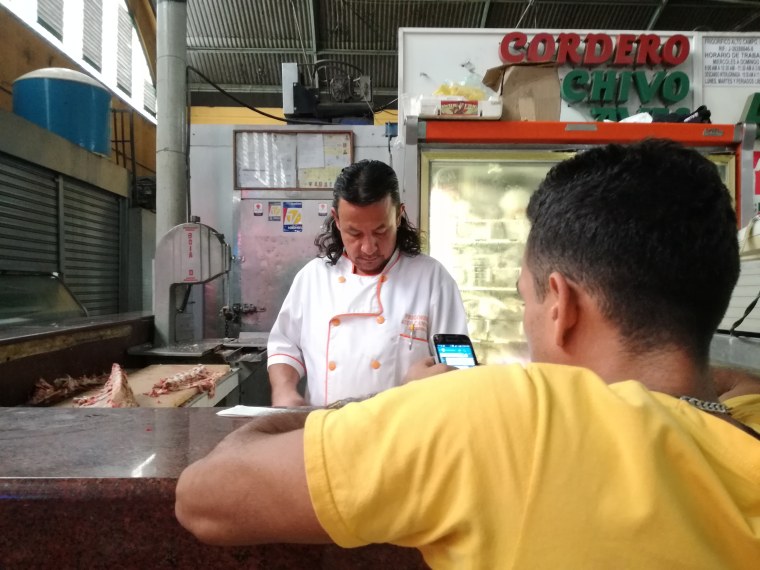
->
(269, 363), (307, 406)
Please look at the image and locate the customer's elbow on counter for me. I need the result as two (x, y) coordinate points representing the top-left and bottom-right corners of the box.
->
(175, 470), (231, 546)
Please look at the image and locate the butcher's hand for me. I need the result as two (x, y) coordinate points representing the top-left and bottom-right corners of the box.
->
(404, 356), (457, 383)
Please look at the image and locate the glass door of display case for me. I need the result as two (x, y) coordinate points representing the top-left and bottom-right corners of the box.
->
(414, 122), (744, 366)
(420, 148), (736, 366)
(420, 150), (575, 365)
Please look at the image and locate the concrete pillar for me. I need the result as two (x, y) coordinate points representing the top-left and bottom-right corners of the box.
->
(155, 0), (188, 242)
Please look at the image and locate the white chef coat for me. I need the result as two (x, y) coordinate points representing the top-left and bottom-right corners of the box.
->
(267, 249), (468, 406)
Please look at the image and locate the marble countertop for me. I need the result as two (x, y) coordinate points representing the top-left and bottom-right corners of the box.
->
(0, 407), (428, 569)
(0, 407), (220, 478)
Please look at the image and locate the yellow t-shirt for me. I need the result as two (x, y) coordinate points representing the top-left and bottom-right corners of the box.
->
(725, 393), (760, 434)
(304, 363), (760, 569)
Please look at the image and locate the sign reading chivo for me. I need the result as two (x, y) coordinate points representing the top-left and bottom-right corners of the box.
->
(499, 32), (692, 120)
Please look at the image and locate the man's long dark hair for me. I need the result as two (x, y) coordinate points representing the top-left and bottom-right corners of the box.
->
(315, 160), (421, 264)
(525, 138), (740, 364)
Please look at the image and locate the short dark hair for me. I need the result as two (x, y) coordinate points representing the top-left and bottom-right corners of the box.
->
(525, 138), (739, 363)
(315, 159), (421, 264)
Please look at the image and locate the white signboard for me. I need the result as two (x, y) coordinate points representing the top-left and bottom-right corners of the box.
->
(703, 37), (760, 86)
(399, 29), (760, 126)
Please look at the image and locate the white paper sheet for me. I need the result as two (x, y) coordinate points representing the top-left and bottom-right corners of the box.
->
(296, 133), (325, 169)
(216, 405), (295, 417)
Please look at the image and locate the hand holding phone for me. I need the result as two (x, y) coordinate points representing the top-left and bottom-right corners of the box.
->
(432, 334), (478, 369)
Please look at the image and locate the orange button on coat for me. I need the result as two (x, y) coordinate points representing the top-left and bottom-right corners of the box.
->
(379, 275), (388, 283)
(328, 361), (337, 371)
(338, 276), (346, 283)
(376, 316), (385, 324)
(331, 318), (341, 326)
(371, 360), (381, 370)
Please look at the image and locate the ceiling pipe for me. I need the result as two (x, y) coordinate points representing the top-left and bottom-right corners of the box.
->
(480, 0), (492, 27)
(646, 0), (668, 30)
(155, 0), (188, 243)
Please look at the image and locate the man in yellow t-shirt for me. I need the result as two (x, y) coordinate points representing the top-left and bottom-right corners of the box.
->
(175, 139), (760, 568)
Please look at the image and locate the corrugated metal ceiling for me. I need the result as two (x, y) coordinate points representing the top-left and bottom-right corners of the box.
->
(183, 0), (760, 108)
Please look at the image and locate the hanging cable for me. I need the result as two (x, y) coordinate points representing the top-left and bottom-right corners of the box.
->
(373, 97), (399, 114)
(187, 66), (398, 125)
(288, 0), (310, 64)
(186, 65), (332, 125)
(515, 0), (535, 28)
(729, 290), (760, 336)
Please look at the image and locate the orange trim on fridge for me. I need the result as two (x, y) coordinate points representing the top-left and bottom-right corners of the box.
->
(421, 121), (739, 146)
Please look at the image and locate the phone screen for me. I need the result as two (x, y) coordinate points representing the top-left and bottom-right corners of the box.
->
(435, 342), (477, 369)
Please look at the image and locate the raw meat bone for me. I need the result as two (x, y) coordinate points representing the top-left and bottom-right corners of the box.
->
(145, 365), (223, 398)
(73, 363), (139, 408)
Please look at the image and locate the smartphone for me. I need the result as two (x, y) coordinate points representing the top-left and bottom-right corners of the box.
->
(431, 334), (478, 369)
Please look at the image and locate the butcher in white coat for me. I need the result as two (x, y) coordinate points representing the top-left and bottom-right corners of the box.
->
(267, 160), (468, 407)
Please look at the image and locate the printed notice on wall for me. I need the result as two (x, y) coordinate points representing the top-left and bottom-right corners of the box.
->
(703, 37), (760, 86)
(235, 130), (353, 189)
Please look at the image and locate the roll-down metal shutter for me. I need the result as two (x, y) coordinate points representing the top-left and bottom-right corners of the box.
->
(62, 179), (122, 316)
(0, 153), (125, 316)
(0, 154), (58, 273)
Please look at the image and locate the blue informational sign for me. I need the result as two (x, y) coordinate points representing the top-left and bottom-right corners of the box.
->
(283, 201), (303, 232)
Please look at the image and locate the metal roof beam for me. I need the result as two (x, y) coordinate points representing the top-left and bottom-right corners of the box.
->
(188, 83), (399, 96)
(187, 48), (396, 56)
(318, 49), (397, 57)
(188, 47), (308, 54)
(708, 0), (760, 7)
(189, 84), (288, 93)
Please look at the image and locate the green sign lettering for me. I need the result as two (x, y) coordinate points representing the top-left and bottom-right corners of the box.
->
(560, 70), (588, 103)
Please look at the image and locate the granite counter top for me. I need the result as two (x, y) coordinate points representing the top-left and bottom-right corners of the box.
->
(0, 407), (428, 569)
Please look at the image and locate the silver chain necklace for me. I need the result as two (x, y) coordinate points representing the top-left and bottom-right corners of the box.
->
(679, 395), (730, 415)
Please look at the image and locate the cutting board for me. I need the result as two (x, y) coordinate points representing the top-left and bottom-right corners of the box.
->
(55, 364), (232, 408)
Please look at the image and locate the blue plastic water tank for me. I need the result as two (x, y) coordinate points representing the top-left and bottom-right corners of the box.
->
(13, 68), (111, 156)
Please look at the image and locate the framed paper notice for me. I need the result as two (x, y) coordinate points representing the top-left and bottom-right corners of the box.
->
(234, 130), (353, 190)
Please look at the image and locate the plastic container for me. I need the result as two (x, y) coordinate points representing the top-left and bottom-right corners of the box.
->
(13, 68), (111, 155)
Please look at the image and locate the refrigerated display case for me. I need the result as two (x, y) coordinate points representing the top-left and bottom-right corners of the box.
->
(411, 120), (755, 365)
(422, 150), (574, 365)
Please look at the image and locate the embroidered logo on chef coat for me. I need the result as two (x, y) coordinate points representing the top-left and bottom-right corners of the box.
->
(401, 314), (428, 338)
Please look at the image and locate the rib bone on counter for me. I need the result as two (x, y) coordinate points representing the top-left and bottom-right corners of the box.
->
(73, 363), (139, 408)
(145, 365), (223, 398)
(27, 374), (108, 406)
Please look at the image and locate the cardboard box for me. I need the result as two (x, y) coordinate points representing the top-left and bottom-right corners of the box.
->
(482, 63), (560, 121)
